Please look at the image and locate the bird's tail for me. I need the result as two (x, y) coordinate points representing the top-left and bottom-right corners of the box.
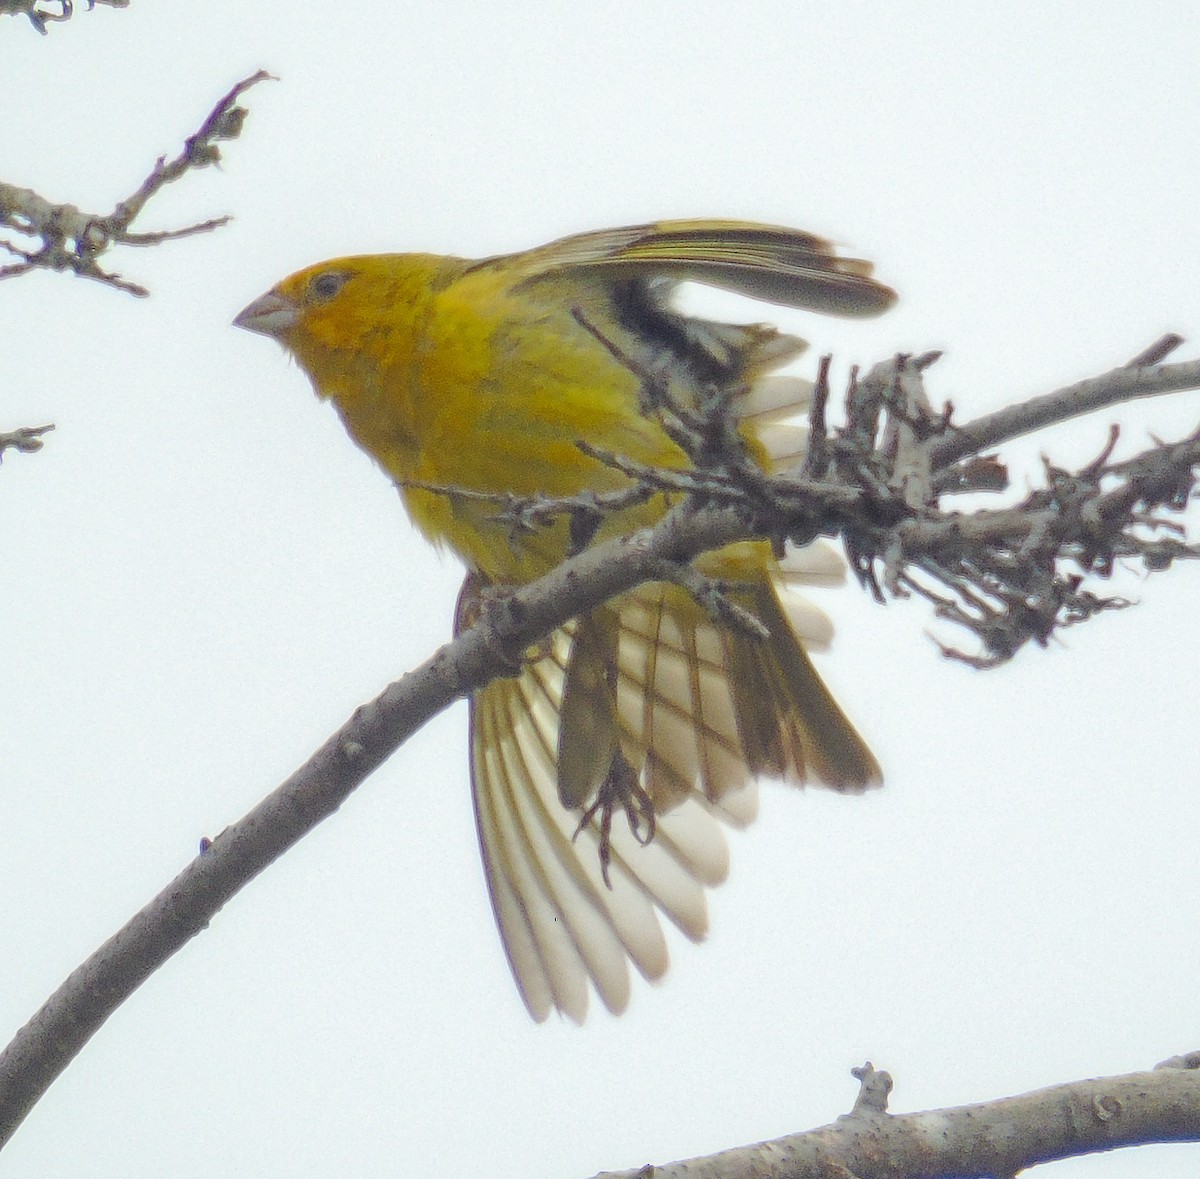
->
(465, 552), (878, 1022)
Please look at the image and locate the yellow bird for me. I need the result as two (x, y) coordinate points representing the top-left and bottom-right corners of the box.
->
(235, 220), (894, 1021)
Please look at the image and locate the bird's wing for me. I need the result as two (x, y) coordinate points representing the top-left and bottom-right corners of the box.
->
(488, 219), (896, 318)
(467, 554), (865, 1023)
(469, 612), (732, 1022)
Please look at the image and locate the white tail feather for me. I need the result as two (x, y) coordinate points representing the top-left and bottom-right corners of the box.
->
(739, 374), (814, 422)
(779, 541), (846, 586)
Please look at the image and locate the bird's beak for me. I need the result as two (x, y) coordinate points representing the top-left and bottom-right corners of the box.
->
(233, 290), (300, 339)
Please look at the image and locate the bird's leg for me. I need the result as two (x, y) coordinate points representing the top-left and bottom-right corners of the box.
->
(573, 752), (657, 887)
(454, 571), (551, 672)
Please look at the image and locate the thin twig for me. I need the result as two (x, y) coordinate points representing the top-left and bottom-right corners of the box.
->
(932, 349), (1200, 466)
(0, 423), (54, 460)
(0, 70), (271, 295)
(2, 334), (1199, 1149)
(0, 0), (128, 34)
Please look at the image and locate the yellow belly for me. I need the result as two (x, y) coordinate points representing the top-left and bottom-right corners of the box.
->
(334, 272), (690, 582)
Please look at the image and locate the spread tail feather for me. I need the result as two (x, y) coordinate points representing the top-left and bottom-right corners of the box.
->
(465, 568), (878, 1021)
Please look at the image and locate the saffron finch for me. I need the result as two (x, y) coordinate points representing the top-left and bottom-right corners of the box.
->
(235, 219), (894, 1021)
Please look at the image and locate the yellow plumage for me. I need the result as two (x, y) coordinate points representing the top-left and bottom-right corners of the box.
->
(235, 219), (894, 1021)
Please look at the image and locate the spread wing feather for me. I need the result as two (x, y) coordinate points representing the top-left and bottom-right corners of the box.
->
(464, 224), (886, 1019)
(470, 568), (866, 1020)
(499, 219), (896, 317)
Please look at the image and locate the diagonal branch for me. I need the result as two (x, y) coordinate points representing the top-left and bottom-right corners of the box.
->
(932, 337), (1199, 466)
(0, 0), (128, 34)
(1, 338), (1198, 1151)
(0, 70), (271, 295)
(560, 343), (1200, 665)
(587, 1058), (1200, 1179)
(0, 496), (752, 1147)
(0, 423), (54, 460)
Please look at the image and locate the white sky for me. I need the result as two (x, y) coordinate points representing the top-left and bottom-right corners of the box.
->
(2, 4), (1199, 1177)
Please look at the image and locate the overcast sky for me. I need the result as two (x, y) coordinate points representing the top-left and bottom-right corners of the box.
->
(3, 4), (1199, 1177)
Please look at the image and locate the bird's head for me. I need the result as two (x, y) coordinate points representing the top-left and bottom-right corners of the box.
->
(234, 254), (450, 396)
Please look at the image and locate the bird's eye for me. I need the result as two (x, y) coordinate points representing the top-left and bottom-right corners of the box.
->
(310, 271), (348, 302)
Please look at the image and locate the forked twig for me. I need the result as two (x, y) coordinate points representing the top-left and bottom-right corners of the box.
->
(0, 70), (271, 294)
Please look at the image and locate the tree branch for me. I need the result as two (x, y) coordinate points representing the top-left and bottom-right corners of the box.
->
(0, 423), (54, 461)
(931, 337), (1198, 466)
(0, 0), (128, 34)
(589, 343), (1200, 666)
(2, 340), (1198, 1151)
(0, 496), (755, 1146)
(587, 1058), (1200, 1179)
(0, 70), (270, 294)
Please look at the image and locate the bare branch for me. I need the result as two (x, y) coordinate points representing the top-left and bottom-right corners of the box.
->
(875, 364), (1199, 662)
(399, 474), (658, 553)
(525, 333), (1200, 664)
(541, 341), (1200, 666)
(1126, 332), (1185, 368)
(0, 495), (755, 1146)
(587, 1058), (1200, 1179)
(0, 423), (54, 460)
(882, 425), (1200, 664)
(0, 70), (271, 295)
(0, 0), (128, 34)
(2, 339), (1197, 1147)
(932, 347), (1200, 466)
